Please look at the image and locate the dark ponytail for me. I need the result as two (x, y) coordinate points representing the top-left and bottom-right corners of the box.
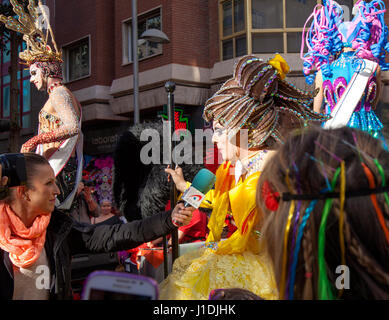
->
(23, 153), (50, 189)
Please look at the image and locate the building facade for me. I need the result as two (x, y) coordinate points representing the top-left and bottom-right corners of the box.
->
(0, 0), (389, 154)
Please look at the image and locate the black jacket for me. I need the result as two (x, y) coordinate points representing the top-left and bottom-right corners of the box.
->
(0, 208), (177, 300)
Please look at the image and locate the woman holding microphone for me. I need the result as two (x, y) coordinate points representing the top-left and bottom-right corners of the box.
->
(0, 153), (194, 300)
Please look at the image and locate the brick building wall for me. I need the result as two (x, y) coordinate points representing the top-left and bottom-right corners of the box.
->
(2, 0), (389, 153)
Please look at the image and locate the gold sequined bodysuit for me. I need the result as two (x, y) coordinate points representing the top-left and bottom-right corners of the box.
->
(38, 110), (63, 154)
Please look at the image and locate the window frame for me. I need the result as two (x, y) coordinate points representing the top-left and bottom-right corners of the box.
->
(122, 6), (163, 66)
(219, 0), (248, 61)
(219, 0), (358, 60)
(0, 37), (31, 129)
(62, 35), (91, 83)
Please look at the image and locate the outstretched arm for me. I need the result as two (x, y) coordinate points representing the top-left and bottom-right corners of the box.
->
(21, 87), (80, 153)
(69, 203), (195, 254)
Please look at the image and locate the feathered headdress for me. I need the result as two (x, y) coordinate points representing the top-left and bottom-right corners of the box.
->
(0, 0), (62, 65)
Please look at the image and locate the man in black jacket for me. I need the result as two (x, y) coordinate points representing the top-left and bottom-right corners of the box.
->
(0, 203), (193, 300)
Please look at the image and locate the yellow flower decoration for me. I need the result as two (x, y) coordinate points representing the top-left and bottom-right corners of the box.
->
(268, 54), (290, 80)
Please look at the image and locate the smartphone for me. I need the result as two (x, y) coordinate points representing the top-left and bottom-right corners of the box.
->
(81, 271), (159, 300)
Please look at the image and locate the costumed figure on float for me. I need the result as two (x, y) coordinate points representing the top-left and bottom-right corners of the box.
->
(302, 0), (389, 147)
(0, 0), (83, 210)
(112, 122), (207, 279)
(159, 54), (328, 300)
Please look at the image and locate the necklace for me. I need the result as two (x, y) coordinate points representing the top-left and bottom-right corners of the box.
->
(47, 82), (63, 94)
(244, 150), (268, 177)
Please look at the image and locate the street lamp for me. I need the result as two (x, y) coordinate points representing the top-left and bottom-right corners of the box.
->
(132, 1), (170, 124)
(140, 29), (170, 44)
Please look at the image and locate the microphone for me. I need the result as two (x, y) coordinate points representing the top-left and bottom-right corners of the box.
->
(173, 168), (216, 226)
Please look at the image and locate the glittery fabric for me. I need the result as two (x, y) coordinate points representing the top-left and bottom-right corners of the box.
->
(56, 156), (78, 205)
(159, 246), (278, 300)
(159, 162), (278, 300)
(20, 85), (82, 207)
(322, 51), (384, 136)
(21, 86), (80, 154)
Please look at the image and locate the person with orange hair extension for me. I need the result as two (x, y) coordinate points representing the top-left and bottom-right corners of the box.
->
(258, 126), (389, 299)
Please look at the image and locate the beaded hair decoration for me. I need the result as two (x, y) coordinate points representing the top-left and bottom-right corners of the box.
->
(0, 0), (62, 65)
(301, 0), (389, 84)
(203, 54), (328, 149)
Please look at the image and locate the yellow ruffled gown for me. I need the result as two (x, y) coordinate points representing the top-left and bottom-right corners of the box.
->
(159, 161), (279, 300)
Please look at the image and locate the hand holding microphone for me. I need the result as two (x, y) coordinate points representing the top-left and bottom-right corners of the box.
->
(171, 202), (195, 227)
(171, 168), (216, 227)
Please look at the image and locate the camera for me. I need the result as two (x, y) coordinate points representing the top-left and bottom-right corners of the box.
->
(0, 153), (27, 196)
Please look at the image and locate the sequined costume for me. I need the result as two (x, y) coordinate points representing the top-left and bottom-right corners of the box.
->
(301, 1), (389, 146)
(159, 159), (279, 300)
(24, 85), (83, 209)
(321, 51), (384, 140)
(0, 1), (84, 209)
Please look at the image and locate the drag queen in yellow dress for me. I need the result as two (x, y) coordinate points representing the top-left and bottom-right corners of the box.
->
(160, 54), (327, 300)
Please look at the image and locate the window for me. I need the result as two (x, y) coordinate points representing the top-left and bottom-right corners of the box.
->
(0, 40), (31, 129)
(219, 0), (357, 60)
(63, 37), (90, 82)
(220, 0), (246, 60)
(123, 9), (162, 64)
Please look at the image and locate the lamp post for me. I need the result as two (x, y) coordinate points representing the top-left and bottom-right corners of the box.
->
(140, 29), (172, 278)
(131, 0), (139, 124)
(132, 0), (170, 124)
(163, 81), (178, 278)
(131, 2), (172, 276)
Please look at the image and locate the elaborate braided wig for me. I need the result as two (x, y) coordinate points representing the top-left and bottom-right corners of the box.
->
(258, 126), (389, 300)
(203, 55), (327, 150)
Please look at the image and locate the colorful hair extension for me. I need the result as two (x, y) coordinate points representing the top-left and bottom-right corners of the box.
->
(314, 139), (343, 163)
(337, 161), (346, 299)
(318, 166), (341, 300)
(374, 159), (389, 208)
(288, 199), (318, 300)
(361, 162), (389, 245)
(350, 132), (389, 244)
(305, 152), (334, 190)
(286, 163), (303, 295)
(280, 169), (296, 299)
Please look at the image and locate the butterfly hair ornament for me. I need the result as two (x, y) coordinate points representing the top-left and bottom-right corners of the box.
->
(0, 0), (62, 65)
